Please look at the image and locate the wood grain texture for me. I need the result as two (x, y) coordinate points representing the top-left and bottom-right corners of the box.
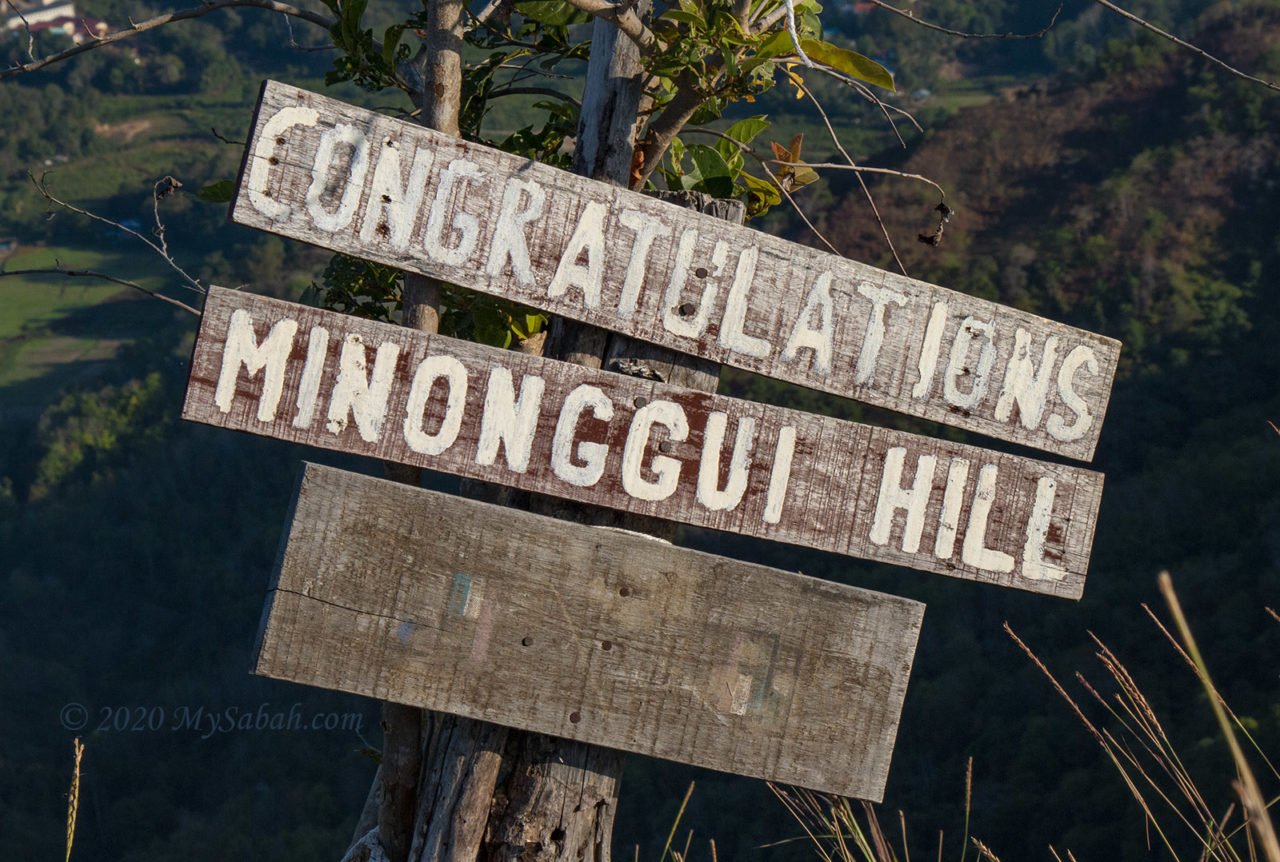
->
(184, 287), (1103, 597)
(231, 80), (1120, 461)
(255, 462), (925, 800)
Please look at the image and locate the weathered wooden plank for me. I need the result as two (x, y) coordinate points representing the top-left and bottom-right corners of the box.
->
(184, 287), (1103, 598)
(255, 462), (925, 800)
(231, 80), (1121, 461)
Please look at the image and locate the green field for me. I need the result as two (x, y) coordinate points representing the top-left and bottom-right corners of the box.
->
(0, 245), (187, 412)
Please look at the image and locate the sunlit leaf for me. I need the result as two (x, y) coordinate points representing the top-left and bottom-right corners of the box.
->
(798, 39), (895, 90)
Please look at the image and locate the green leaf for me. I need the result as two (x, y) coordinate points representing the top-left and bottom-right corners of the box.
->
(750, 29), (794, 63)
(799, 39), (895, 90)
(342, 0), (367, 30)
(689, 144), (733, 180)
(517, 0), (582, 26)
(726, 116), (770, 143)
(739, 171), (780, 201)
(197, 180), (235, 203)
(662, 8), (706, 28)
(382, 24), (406, 68)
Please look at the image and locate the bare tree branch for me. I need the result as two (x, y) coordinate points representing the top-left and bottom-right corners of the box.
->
(4, 0), (37, 63)
(30, 172), (207, 295)
(0, 267), (202, 315)
(487, 85), (581, 106)
(560, 0), (657, 55)
(771, 158), (946, 196)
(680, 128), (842, 255)
(1094, 0), (1280, 93)
(796, 75), (909, 275)
(1, 0), (335, 80)
(865, 0), (1063, 39)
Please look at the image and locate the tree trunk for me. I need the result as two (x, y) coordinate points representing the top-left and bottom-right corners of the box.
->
(349, 4), (743, 861)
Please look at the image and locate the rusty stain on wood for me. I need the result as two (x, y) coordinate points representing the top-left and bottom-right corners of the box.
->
(231, 80), (1121, 462)
(255, 462), (925, 800)
(184, 287), (1103, 598)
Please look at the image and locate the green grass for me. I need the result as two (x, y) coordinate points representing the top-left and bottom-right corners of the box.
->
(0, 244), (183, 406)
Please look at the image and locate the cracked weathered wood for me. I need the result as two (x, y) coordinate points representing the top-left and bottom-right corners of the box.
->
(183, 287), (1103, 598)
(255, 462), (924, 800)
(231, 80), (1120, 461)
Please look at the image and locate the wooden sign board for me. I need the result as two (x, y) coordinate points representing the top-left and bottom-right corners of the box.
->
(231, 80), (1121, 462)
(184, 287), (1103, 598)
(256, 462), (925, 800)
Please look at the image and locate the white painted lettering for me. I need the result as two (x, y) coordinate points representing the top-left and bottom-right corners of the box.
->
(423, 158), (486, 266)
(912, 300), (948, 399)
(718, 246), (771, 358)
(994, 328), (1059, 430)
(781, 272), (835, 376)
(943, 316), (998, 409)
(621, 400), (688, 502)
(403, 354), (468, 455)
(961, 464), (1015, 573)
(292, 325), (329, 429)
(617, 210), (670, 318)
(933, 458), (970, 560)
(486, 177), (546, 289)
(475, 368), (545, 473)
(662, 231), (716, 338)
(1046, 345), (1099, 442)
(854, 282), (907, 385)
(697, 413), (756, 512)
(551, 384), (614, 487)
(306, 123), (371, 233)
(1021, 477), (1066, 581)
(247, 106), (318, 220)
(870, 447), (938, 554)
(762, 426), (797, 525)
(214, 309), (298, 422)
(358, 139), (435, 251)
(325, 334), (401, 442)
(546, 200), (608, 309)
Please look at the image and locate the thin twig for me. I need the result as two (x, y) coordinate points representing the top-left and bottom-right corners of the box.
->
(772, 158), (945, 197)
(0, 268), (201, 315)
(560, 0), (658, 55)
(473, 0), (505, 26)
(796, 74), (909, 274)
(1094, 0), (1280, 93)
(865, 0), (1062, 40)
(486, 85), (582, 107)
(4, 0), (37, 63)
(2, 0), (334, 79)
(30, 172), (206, 295)
(210, 127), (245, 146)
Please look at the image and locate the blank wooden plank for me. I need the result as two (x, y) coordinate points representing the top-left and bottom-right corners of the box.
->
(185, 287), (1103, 597)
(231, 79), (1120, 461)
(255, 462), (924, 800)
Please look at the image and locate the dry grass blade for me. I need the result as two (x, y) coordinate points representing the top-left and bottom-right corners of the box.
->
(1005, 622), (1184, 859)
(1084, 638), (1217, 831)
(970, 837), (1002, 861)
(1159, 572), (1280, 862)
(65, 737), (84, 862)
(660, 782), (696, 862)
(1143, 603), (1280, 783)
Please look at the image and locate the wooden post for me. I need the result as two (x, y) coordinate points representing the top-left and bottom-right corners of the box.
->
(374, 6), (717, 861)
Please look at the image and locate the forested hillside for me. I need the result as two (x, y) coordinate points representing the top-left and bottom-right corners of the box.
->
(2, 0), (1278, 859)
